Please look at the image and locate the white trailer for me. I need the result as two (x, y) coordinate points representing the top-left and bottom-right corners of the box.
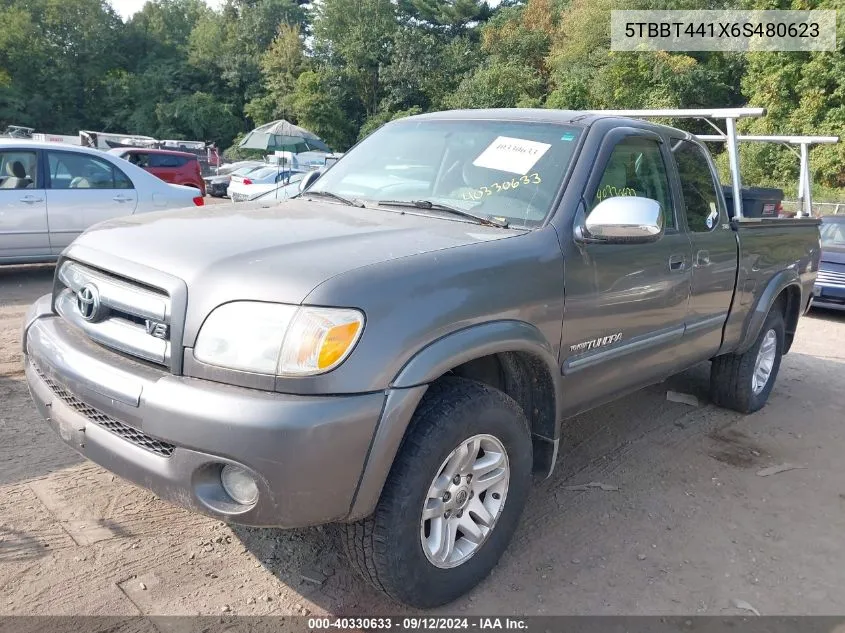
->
(31, 133), (82, 146)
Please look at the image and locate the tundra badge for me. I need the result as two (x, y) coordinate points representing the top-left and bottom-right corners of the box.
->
(570, 332), (623, 353)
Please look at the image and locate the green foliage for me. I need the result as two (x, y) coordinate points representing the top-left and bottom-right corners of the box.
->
(155, 92), (241, 141)
(398, 0), (492, 35)
(444, 62), (544, 109)
(736, 0), (845, 188)
(312, 0), (398, 118)
(245, 24), (307, 124)
(358, 106), (423, 140)
(291, 70), (356, 150)
(0, 0), (842, 195)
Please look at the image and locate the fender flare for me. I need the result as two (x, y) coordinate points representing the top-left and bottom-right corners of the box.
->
(736, 269), (802, 355)
(348, 320), (563, 521)
(392, 319), (562, 441)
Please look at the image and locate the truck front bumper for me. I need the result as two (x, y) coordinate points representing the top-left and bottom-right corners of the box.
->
(23, 297), (400, 528)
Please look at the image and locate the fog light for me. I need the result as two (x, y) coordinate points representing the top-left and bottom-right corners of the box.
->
(220, 465), (258, 505)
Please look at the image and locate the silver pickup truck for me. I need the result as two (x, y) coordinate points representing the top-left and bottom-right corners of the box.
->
(23, 109), (820, 607)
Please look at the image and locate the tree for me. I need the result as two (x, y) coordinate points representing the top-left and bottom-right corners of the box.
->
(312, 0), (398, 118)
(245, 24), (306, 124)
(397, 0), (492, 36)
(444, 61), (544, 109)
(291, 70), (356, 150)
(155, 92), (241, 144)
(358, 105), (422, 140)
(738, 0), (845, 188)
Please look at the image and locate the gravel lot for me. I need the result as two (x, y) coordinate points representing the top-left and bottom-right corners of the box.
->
(2, 263), (844, 616)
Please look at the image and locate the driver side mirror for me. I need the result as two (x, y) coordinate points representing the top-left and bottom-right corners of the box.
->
(299, 169), (322, 193)
(579, 196), (664, 243)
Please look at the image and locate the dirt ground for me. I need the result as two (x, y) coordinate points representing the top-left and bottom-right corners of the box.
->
(1, 263), (844, 617)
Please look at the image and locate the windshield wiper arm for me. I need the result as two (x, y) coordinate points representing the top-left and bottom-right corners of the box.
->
(306, 190), (364, 207)
(377, 199), (508, 228)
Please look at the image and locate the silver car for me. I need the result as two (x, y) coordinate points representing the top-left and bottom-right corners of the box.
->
(0, 139), (203, 264)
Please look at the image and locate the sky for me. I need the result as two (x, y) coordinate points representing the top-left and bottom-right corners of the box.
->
(108, 0), (224, 20)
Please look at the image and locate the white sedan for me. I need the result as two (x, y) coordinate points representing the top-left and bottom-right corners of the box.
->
(227, 167), (306, 202)
(0, 139), (203, 264)
(249, 176), (309, 203)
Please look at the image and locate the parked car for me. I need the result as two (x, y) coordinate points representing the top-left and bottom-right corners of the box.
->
(23, 109), (820, 608)
(109, 148), (206, 195)
(242, 175), (306, 203)
(812, 215), (845, 310)
(227, 167), (305, 201)
(1, 140), (204, 264)
(203, 161), (264, 198)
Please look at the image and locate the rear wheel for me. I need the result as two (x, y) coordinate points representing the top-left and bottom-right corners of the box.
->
(710, 306), (785, 413)
(339, 377), (532, 608)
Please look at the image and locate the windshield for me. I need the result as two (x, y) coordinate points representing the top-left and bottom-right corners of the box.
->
(821, 219), (845, 247)
(309, 119), (582, 226)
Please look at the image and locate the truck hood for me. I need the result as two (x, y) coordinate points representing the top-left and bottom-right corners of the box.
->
(72, 199), (521, 307)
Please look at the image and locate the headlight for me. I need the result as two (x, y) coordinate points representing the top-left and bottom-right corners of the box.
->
(194, 301), (364, 376)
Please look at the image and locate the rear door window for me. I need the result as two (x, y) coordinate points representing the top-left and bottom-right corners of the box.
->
(48, 152), (134, 190)
(149, 154), (187, 168)
(0, 150), (39, 189)
(126, 152), (150, 168)
(672, 140), (721, 232)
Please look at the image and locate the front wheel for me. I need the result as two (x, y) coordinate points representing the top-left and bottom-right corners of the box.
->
(339, 377), (532, 608)
(710, 306), (785, 413)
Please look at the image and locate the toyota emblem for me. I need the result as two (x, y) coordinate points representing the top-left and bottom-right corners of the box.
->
(76, 284), (101, 321)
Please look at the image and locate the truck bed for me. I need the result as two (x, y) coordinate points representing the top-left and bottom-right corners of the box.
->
(721, 217), (821, 354)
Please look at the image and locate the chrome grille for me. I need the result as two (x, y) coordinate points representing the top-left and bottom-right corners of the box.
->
(816, 268), (845, 288)
(34, 364), (175, 458)
(56, 261), (172, 366)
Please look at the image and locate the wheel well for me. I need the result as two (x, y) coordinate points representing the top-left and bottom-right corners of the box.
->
(773, 286), (801, 354)
(443, 352), (557, 474)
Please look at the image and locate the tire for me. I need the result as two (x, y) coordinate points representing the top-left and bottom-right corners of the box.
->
(710, 306), (785, 414)
(339, 377), (533, 608)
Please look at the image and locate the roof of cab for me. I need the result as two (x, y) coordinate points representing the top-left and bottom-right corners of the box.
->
(400, 108), (692, 138)
(408, 108), (600, 125)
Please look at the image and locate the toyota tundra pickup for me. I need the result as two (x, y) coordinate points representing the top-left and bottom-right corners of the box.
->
(23, 109), (821, 608)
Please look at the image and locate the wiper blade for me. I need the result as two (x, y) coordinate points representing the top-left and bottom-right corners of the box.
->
(377, 199), (509, 228)
(306, 190), (363, 207)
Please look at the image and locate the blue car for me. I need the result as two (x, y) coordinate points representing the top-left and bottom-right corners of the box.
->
(813, 215), (845, 311)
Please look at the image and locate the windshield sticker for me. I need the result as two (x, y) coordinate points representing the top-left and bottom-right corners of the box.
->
(473, 136), (552, 175)
(560, 132), (576, 141)
(461, 172), (543, 201)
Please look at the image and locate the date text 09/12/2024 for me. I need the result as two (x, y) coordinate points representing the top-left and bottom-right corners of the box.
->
(307, 617), (529, 630)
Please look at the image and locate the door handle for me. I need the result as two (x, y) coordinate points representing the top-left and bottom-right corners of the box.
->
(668, 254), (687, 272)
(695, 250), (711, 267)
(113, 195), (133, 203)
(20, 195), (44, 204)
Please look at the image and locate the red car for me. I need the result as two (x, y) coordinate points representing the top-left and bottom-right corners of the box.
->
(109, 148), (206, 195)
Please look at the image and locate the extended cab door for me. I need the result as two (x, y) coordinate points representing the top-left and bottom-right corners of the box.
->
(45, 150), (138, 253)
(668, 138), (738, 358)
(560, 130), (692, 416)
(0, 148), (49, 261)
